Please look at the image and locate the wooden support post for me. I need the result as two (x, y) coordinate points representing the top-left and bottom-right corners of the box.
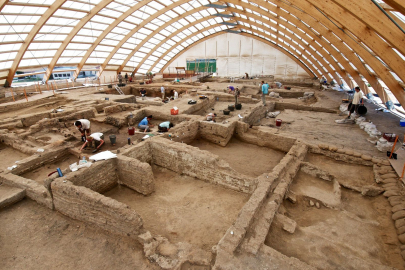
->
(23, 88), (28, 102)
(34, 83), (38, 92)
(53, 82), (58, 90)
(38, 82), (42, 94)
(51, 82), (55, 96)
(46, 82), (49, 91)
(10, 89), (15, 102)
(71, 80), (74, 88)
(66, 79), (69, 89)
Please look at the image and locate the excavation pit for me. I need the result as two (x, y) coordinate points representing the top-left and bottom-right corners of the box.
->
(20, 153), (79, 183)
(104, 165), (249, 251)
(265, 186), (402, 269)
(190, 137), (285, 177)
(0, 144), (29, 171)
(191, 101), (249, 121)
(305, 153), (375, 188)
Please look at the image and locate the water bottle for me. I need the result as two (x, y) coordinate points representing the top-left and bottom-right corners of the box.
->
(57, 167), (63, 177)
(128, 137), (131, 145)
(82, 156), (87, 163)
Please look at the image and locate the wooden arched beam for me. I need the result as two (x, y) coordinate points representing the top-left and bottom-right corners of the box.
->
(296, 0), (405, 83)
(376, 0), (405, 16)
(159, 31), (316, 78)
(128, 17), (330, 80)
(41, 0), (116, 84)
(330, 0), (405, 56)
(72, 0), (194, 79)
(101, 5), (208, 76)
(152, 24), (322, 78)
(274, 0), (405, 106)
(5, 0), (67, 86)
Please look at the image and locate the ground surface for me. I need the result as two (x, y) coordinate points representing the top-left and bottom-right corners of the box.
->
(0, 199), (157, 270)
(190, 137), (285, 177)
(266, 182), (404, 269)
(104, 166), (249, 251)
(0, 144), (29, 171)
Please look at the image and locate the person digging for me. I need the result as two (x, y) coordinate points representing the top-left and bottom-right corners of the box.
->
(80, 132), (104, 153)
(138, 115), (154, 133)
(74, 119), (91, 143)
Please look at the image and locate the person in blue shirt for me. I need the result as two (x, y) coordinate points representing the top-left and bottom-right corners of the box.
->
(261, 81), (269, 105)
(228, 85), (235, 94)
(138, 115), (154, 132)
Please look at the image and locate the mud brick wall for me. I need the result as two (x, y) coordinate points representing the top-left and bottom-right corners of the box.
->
(121, 140), (152, 164)
(11, 147), (70, 176)
(149, 137), (256, 193)
(164, 120), (199, 144)
(64, 159), (118, 193)
(242, 102), (275, 126)
(104, 103), (137, 115)
(0, 173), (53, 209)
(20, 112), (51, 127)
(235, 122), (295, 152)
(51, 179), (144, 240)
(116, 155), (154, 195)
(199, 121), (237, 146)
(58, 108), (97, 121)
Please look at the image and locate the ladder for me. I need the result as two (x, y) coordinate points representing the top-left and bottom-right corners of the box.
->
(115, 84), (124, 95)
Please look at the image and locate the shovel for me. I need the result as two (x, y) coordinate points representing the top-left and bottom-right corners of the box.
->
(387, 135), (399, 159)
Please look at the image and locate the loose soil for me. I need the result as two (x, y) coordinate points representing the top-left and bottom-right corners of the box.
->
(190, 137), (285, 177)
(0, 199), (157, 270)
(21, 154), (80, 183)
(265, 185), (404, 269)
(0, 144), (29, 171)
(104, 166), (249, 251)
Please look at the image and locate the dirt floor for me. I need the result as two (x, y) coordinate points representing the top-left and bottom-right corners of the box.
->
(0, 98), (69, 119)
(190, 137), (286, 177)
(0, 144), (29, 171)
(259, 109), (386, 157)
(191, 100), (249, 122)
(305, 153), (375, 188)
(104, 166), (249, 251)
(20, 154), (80, 183)
(265, 184), (404, 269)
(0, 199), (157, 270)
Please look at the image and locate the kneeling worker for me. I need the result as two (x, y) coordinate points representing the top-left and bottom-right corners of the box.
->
(206, 113), (217, 122)
(74, 119), (91, 142)
(138, 115), (154, 132)
(80, 132), (104, 153)
(158, 121), (174, 132)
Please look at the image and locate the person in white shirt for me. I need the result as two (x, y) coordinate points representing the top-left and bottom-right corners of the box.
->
(173, 90), (178, 99)
(348, 86), (363, 119)
(80, 132), (104, 153)
(206, 113), (217, 122)
(161, 86), (165, 100)
(74, 119), (91, 142)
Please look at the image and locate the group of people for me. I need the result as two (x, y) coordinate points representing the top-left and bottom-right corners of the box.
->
(74, 119), (105, 153)
(117, 72), (134, 84)
(138, 115), (174, 133)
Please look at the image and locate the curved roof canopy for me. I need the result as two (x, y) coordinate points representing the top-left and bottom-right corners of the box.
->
(0, 0), (404, 104)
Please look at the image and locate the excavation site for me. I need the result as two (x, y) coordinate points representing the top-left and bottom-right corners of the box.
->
(1, 1), (405, 268)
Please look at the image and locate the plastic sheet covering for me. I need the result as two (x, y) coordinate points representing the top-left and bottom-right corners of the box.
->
(89, 151), (117, 161)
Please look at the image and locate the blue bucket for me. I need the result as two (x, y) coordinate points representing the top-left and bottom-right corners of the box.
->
(400, 119), (405, 127)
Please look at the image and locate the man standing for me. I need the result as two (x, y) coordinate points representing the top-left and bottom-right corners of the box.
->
(348, 86), (363, 119)
(74, 119), (91, 142)
(118, 72), (123, 85)
(124, 73), (128, 83)
(140, 88), (147, 100)
(261, 81), (269, 105)
(234, 87), (240, 105)
(161, 85), (165, 100)
(173, 90), (178, 99)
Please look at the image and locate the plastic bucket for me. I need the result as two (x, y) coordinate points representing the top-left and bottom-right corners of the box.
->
(105, 97), (109, 100)
(276, 119), (282, 127)
(128, 127), (135, 135)
(228, 105), (235, 111)
(109, 134), (116, 145)
(235, 103), (242, 110)
(400, 120), (405, 127)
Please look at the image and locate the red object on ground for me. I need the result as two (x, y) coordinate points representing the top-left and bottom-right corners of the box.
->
(171, 108), (179, 115)
(128, 127), (135, 135)
(276, 119), (282, 127)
